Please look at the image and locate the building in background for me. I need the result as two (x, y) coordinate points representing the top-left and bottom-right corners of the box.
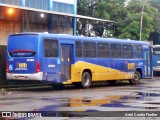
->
(0, 0), (115, 45)
(0, 0), (77, 45)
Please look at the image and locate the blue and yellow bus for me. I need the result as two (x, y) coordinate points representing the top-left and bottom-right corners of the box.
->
(153, 45), (160, 75)
(6, 33), (152, 88)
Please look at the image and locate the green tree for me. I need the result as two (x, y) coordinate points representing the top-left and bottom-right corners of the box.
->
(95, 0), (126, 20)
(77, 0), (156, 40)
(115, 0), (156, 40)
(77, 0), (98, 35)
(149, 0), (160, 12)
(148, 0), (160, 33)
(77, 0), (127, 36)
(77, 0), (98, 16)
(152, 12), (160, 33)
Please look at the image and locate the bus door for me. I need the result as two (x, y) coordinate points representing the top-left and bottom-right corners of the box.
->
(60, 44), (72, 81)
(144, 49), (152, 78)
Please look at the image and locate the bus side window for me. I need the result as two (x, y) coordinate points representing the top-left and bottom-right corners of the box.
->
(44, 39), (58, 57)
(97, 43), (109, 58)
(76, 41), (82, 57)
(110, 44), (121, 58)
(135, 45), (143, 58)
(122, 44), (133, 58)
(83, 42), (96, 58)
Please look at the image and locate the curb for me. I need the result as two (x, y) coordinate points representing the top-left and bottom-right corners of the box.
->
(0, 83), (50, 89)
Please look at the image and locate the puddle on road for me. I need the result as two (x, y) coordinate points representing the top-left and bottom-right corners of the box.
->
(137, 92), (160, 97)
(37, 91), (160, 113)
(33, 94), (159, 117)
(1, 90), (160, 117)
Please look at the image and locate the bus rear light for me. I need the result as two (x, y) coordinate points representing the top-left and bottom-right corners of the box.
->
(35, 61), (40, 73)
(6, 61), (9, 73)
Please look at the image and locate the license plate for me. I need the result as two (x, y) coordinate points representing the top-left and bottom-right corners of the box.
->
(18, 76), (26, 79)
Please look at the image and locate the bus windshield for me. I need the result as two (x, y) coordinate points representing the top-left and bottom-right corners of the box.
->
(153, 47), (160, 55)
(8, 35), (38, 57)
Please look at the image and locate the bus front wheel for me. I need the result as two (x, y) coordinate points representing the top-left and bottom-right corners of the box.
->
(129, 71), (141, 85)
(81, 72), (92, 88)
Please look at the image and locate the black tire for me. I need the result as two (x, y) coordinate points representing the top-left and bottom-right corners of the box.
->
(108, 80), (117, 85)
(81, 72), (92, 88)
(129, 71), (141, 85)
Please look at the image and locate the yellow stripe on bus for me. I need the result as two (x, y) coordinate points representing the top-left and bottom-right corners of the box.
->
(68, 61), (134, 83)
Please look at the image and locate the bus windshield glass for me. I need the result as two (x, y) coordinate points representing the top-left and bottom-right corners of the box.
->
(153, 47), (160, 55)
(8, 34), (38, 57)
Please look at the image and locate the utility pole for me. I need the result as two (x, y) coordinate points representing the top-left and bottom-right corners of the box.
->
(140, 0), (146, 41)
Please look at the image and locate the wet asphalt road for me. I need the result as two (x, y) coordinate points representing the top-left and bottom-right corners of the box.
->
(0, 76), (160, 119)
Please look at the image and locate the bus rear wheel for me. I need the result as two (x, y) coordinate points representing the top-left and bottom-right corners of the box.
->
(81, 72), (92, 88)
(129, 71), (141, 85)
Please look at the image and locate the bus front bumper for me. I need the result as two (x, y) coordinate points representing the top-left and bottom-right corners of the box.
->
(6, 72), (43, 81)
(153, 67), (160, 72)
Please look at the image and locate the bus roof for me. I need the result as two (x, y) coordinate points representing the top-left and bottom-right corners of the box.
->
(9, 32), (150, 46)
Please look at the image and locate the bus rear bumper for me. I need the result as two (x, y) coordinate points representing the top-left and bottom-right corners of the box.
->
(153, 67), (160, 72)
(6, 72), (43, 81)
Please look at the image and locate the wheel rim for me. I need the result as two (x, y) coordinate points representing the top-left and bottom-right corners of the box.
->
(83, 76), (89, 86)
(134, 73), (139, 81)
